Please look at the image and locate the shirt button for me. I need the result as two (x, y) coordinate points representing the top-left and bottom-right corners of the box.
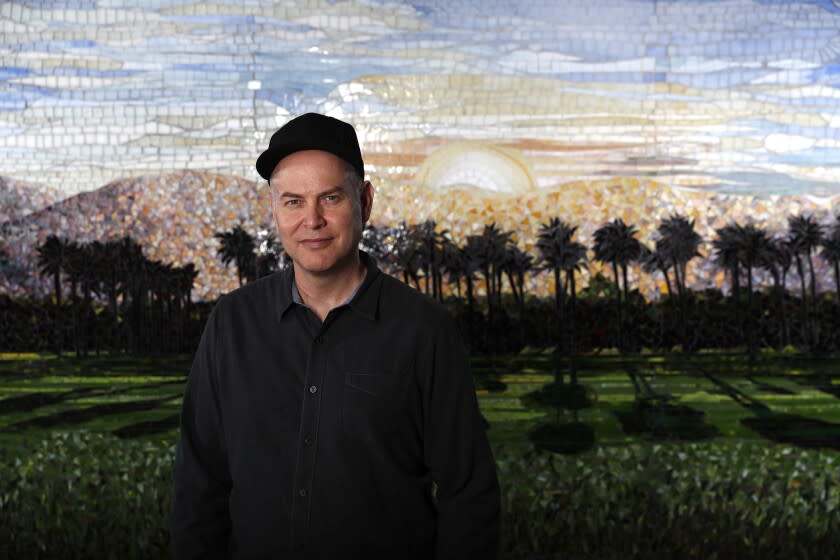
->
(304, 435), (313, 446)
(309, 385), (318, 394)
(299, 488), (307, 497)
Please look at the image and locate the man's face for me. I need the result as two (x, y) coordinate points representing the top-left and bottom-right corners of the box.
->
(270, 150), (373, 280)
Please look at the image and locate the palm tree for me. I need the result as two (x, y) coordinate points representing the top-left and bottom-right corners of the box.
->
(654, 214), (703, 351)
(63, 240), (84, 355)
(118, 236), (148, 354)
(502, 244), (534, 347)
(175, 262), (199, 353)
(536, 218), (586, 364)
(640, 243), (672, 350)
(757, 235), (790, 349)
(438, 236), (463, 299)
(537, 218), (573, 314)
(465, 224), (512, 314)
(819, 215), (840, 302)
(593, 218), (641, 351)
(415, 220), (442, 299)
(36, 234), (70, 355)
(787, 214), (823, 346)
(713, 224), (744, 343)
(391, 221), (424, 290)
(461, 224), (512, 354)
(737, 223), (773, 356)
(70, 241), (103, 357)
(640, 243), (673, 299)
(215, 224), (257, 287)
(503, 244), (533, 316)
(98, 239), (123, 345)
(459, 237), (481, 310)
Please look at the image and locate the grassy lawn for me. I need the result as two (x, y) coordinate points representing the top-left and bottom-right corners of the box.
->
(2, 351), (840, 457)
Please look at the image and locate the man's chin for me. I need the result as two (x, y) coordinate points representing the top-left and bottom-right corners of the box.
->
(292, 256), (344, 276)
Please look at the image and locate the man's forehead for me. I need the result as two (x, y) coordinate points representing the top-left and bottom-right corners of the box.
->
(269, 149), (354, 182)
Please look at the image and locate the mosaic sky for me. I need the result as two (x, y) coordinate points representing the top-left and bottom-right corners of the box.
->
(3, 0), (840, 203)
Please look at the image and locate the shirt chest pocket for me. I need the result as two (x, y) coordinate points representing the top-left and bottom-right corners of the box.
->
(341, 372), (405, 438)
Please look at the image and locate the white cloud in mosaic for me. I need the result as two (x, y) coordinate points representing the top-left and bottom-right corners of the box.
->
(764, 133), (817, 153)
(668, 57), (765, 74)
(499, 52), (657, 75)
(2, 0), (840, 201)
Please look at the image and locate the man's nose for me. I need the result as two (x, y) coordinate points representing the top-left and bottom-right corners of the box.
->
(303, 202), (326, 228)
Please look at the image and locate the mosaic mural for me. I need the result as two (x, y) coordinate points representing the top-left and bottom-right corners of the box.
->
(2, 0), (840, 298)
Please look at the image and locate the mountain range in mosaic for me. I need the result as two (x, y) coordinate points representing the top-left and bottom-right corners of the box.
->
(2, 173), (836, 300)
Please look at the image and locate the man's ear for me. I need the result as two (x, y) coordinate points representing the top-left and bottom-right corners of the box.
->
(360, 181), (374, 223)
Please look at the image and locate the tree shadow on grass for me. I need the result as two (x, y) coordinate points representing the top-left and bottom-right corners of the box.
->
(3, 395), (177, 431)
(0, 387), (98, 415)
(614, 368), (720, 441)
(746, 376), (796, 395)
(789, 374), (840, 399)
(698, 368), (840, 451)
(0, 379), (185, 416)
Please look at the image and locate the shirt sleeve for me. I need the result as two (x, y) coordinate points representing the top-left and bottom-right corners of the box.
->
(422, 312), (501, 560)
(169, 303), (232, 559)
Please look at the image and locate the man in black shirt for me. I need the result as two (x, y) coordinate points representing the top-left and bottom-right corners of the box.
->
(169, 113), (501, 559)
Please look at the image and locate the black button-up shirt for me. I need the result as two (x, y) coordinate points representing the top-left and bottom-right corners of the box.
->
(169, 252), (500, 559)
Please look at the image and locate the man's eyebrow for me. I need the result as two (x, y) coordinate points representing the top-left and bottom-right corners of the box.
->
(277, 186), (345, 198)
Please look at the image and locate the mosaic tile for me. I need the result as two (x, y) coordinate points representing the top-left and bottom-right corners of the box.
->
(1, 0), (840, 297)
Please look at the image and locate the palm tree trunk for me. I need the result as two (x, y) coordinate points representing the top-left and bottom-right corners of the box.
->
(731, 264), (742, 344)
(466, 275), (475, 349)
(505, 269), (519, 309)
(555, 267), (565, 356)
(483, 268), (492, 314)
(746, 262), (755, 358)
(70, 276), (80, 357)
(795, 254), (809, 346)
(496, 268), (504, 311)
(807, 251), (818, 306)
(662, 267), (673, 299)
(53, 270), (63, 356)
(672, 261), (689, 353)
(516, 270), (526, 348)
(781, 267), (790, 347)
(81, 282), (91, 358)
(622, 263), (631, 351)
(770, 268), (784, 350)
(611, 261), (622, 351)
(834, 260), (840, 302)
(569, 271), (578, 385)
(807, 251), (819, 346)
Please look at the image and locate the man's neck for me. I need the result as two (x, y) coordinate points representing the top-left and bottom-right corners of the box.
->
(293, 257), (366, 322)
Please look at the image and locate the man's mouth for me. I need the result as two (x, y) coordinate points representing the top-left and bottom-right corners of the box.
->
(300, 238), (332, 248)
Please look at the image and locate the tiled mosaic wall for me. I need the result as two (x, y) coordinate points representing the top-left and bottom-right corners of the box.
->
(2, 0), (840, 298)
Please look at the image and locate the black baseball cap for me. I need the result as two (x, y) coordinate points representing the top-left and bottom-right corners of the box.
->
(256, 113), (365, 181)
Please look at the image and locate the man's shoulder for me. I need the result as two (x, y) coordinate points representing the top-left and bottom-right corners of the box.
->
(376, 272), (451, 322)
(213, 269), (288, 316)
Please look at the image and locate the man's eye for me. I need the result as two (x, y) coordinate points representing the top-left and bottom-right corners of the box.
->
(284, 199), (301, 207)
(324, 194), (340, 202)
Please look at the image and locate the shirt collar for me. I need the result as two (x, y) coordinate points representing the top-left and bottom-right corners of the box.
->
(277, 250), (381, 321)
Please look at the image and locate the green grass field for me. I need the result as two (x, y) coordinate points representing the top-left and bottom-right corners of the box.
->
(2, 350), (840, 457)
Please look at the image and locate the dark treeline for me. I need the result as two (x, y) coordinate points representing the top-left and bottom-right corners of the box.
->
(3, 211), (840, 357)
(2, 235), (211, 356)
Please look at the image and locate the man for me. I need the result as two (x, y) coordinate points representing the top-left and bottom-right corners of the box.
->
(169, 113), (501, 559)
